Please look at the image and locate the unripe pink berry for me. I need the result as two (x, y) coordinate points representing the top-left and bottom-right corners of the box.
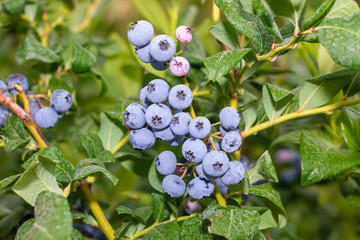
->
(169, 57), (190, 77)
(175, 26), (193, 43)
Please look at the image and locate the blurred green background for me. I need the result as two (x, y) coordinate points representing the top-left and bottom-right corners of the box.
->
(0, 0), (359, 239)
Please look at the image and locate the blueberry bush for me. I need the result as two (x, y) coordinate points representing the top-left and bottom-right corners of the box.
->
(0, 0), (360, 239)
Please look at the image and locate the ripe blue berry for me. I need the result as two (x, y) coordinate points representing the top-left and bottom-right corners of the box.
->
(168, 84), (193, 110)
(128, 20), (154, 47)
(50, 89), (73, 113)
(139, 87), (151, 108)
(150, 58), (169, 71)
(146, 79), (169, 103)
(129, 128), (155, 150)
(188, 116), (211, 139)
(182, 138), (207, 163)
(135, 44), (151, 63)
(215, 178), (228, 196)
(167, 134), (185, 146)
(175, 26), (193, 43)
(34, 107), (58, 129)
(220, 124), (239, 137)
(221, 131), (242, 153)
(202, 150), (229, 177)
(124, 103), (146, 129)
(7, 73), (29, 94)
(145, 103), (172, 129)
(0, 106), (9, 127)
(162, 174), (186, 197)
(0, 80), (9, 96)
(187, 176), (215, 200)
(153, 126), (175, 141)
(170, 112), (192, 135)
(195, 163), (216, 180)
(149, 34), (176, 62)
(156, 151), (177, 175)
(220, 161), (245, 186)
(169, 57), (190, 77)
(219, 107), (241, 130)
(29, 98), (41, 117)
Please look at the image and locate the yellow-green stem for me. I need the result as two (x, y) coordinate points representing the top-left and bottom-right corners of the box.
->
(132, 214), (196, 239)
(242, 98), (360, 139)
(212, 0), (221, 23)
(257, 37), (298, 61)
(214, 181), (227, 207)
(80, 184), (115, 240)
(193, 90), (211, 97)
(111, 132), (130, 154)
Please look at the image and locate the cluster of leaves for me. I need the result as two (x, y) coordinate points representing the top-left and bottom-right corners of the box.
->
(0, 0), (359, 239)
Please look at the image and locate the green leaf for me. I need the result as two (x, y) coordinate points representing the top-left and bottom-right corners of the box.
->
(80, 133), (104, 158)
(204, 49), (255, 81)
(2, 0), (25, 14)
(304, 0), (335, 29)
(98, 113), (124, 151)
(73, 164), (118, 185)
(75, 158), (105, 169)
(326, 0), (359, 19)
(180, 34), (206, 65)
(0, 205), (25, 237)
(180, 214), (215, 240)
(114, 222), (133, 238)
(299, 69), (356, 110)
(340, 177), (360, 210)
(144, 221), (181, 240)
(13, 156), (63, 206)
(258, 209), (277, 230)
(132, 0), (170, 35)
(15, 218), (34, 240)
(250, 183), (287, 228)
(248, 151), (278, 184)
(253, 0), (282, 39)
(316, 12), (360, 71)
(209, 21), (240, 49)
(133, 206), (153, 222)
(4, 113), (30, 152)
(98, 150), (116, 163)
(300, 132), (360, 186)
(215, 0), (273, 54)
(343, 107), (360, 147)
(263, 83), (294, 123)
(202, 204), (260, 240)
(152, 193), (170, 222)
(117, 152), (152, 178)
(17, 35), (62, 63)
(71, 42), (96, 73)
(0, 174), (21, 190)
(148, 156), (164, 193)
(241, 108), (257, 131)
(116, 205), (134, 215)
(27, 191), (72, 240)
(71, 228), (85, 240)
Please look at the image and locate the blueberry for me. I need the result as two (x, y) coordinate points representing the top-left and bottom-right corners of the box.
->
(153, 126), (175, 141)
(29, 98), (41, 117)
(169, 57), (190, 77)
(129, 127), (155, 150)
(275, 149), (297, 164)
(216, 178), (228, 196)
(150, 58), (169, 71)
(135, 44), (151, 63)
(188, 116), (211, 139)
(124, 103), (146, 129)
(50, 89), (73, 113)
(220, 161), (245, 186)
(221, 131), (242, 153)
(167, 134), (185, 146)
(34, 107), (58, 129)
(241, 155), (253, 170)
(182, 138), (207, 163)
(6, 73), (29, 94)
(128, 20), (154, 47)
(202, 150), (229, 177)
(166, 102), (182, 114)
(219, 107), (241, 130)
(220, 125), (239, 137)
(156, 151), (177, 175)
(139, 87), (151, 108)
(149, 34), (176, 62)
(207, 138), (220, 152)
(162, 174), (186, 197)
(168, 84), (193, 110)
(170, 112), (192, 135)
(187, 176), (215, 200)
(175, 26), (193, 43)
(0, 106), (9, 127)
(145, 103), (172, 129)
(195, 163), (216, 180)
(146, 79), (170, 103)
(0, 80), (9, 96)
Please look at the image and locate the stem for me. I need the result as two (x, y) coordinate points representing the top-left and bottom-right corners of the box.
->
(132, 214), (196, 239)
(79, 184), (115, 240)
(214, 181), (226, 207)
(242, 98), (360, 139)
(193, 90), (211, 97)
(298, 44), (318, 77)
(212, 0), (221, 23)
(111, 132), (129, 154)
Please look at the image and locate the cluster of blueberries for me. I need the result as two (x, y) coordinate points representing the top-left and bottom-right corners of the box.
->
(128, 20), (192, 77)
(0, 73), (72, 129)
(123, 77), (245, 199)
